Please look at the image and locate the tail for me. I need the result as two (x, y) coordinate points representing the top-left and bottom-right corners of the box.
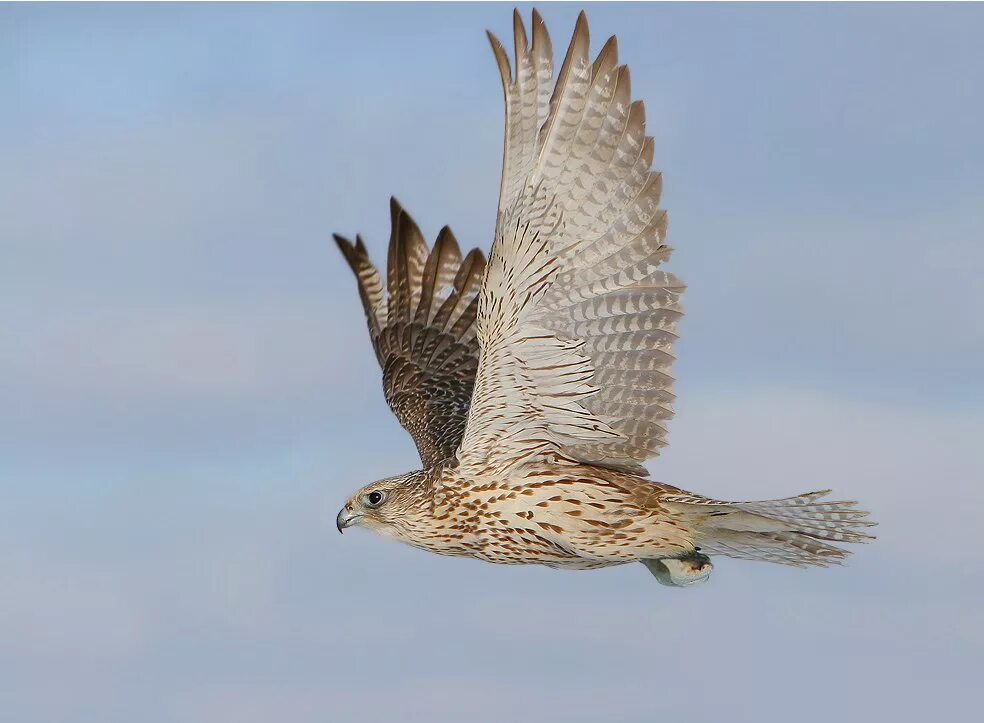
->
(666, 490), (876, 568)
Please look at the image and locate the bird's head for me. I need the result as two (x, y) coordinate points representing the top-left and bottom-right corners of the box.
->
(336, 470), (430, 540)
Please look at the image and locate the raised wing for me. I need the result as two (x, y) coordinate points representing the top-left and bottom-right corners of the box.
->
(335, 198), (486, 467)
(457, 11), (682, 477)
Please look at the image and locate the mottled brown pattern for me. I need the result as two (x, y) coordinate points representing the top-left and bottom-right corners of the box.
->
(333, 11), (874, 582)
(335, 199), (485, 467)
(340, 462), (706, 569)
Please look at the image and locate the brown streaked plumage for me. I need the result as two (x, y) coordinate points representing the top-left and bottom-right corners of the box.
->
(333, 9), (875, 587)
(334, 199), (485, 467)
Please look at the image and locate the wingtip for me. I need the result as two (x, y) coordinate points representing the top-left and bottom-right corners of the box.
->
(397, 203), (421, 237)
(389, 196), (408, 238)
(333, 232), (367, 275)
(602, 34), (618, 59)
(487, 28), (512, 89)
(574, 10), (590, 50)
(486, 28), (503, 51)
(593, 34), (618, 77)
(431, 225), (463, 268)
(464, 246), (488, 267)
(436, 225), (458, 247)
(615, 63), (630, 91)
(531, 8), (551, 50)
(512, 7), (528, 53)
(551, 7), (590, 92)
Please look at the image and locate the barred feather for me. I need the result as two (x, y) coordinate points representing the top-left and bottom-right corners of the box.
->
(334, 199), (486, 466)
(665, 490), (877, 567)
(459, 11), (677, 477)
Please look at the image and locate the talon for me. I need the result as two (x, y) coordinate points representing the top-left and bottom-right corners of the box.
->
(642, 553), (713, 587)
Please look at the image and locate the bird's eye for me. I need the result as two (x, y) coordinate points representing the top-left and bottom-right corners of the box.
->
(365, 491), (384, 507)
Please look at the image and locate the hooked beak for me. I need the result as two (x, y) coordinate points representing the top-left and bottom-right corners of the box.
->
(336, 506), (361, 534)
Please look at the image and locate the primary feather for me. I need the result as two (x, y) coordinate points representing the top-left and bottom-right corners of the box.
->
(334, 200), (485, 467)
(457, 11), (679, 478)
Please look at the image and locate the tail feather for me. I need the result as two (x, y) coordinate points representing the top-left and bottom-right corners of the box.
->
(667, 490), (876, 568)
(698, 530), (851, 568)
(731, 490), (875, 545)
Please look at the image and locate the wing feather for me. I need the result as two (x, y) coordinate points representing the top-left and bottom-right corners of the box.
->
(457, 11), (680, 477)
(335, 199), (486, 467)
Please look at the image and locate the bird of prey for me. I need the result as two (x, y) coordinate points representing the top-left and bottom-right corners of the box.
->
(333, 10), (874, 587)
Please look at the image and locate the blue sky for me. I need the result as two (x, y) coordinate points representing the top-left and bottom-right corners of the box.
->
(2, 3), (982, 722)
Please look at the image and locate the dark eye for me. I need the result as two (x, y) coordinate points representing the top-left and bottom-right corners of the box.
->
(366, 491), (384, 507)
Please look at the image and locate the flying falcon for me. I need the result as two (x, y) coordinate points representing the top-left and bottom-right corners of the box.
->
(333, 10), (874, 586)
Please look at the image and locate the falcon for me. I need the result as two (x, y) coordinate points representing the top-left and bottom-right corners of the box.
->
(332, 10), (874, 586)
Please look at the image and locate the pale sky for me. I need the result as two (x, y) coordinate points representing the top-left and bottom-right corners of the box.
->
(2, 3), (983, 723)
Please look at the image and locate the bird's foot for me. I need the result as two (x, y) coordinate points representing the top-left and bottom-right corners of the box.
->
(642, 551), (713, 588)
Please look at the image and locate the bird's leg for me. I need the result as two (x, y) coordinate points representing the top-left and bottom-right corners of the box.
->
(641, 551), (713, 587)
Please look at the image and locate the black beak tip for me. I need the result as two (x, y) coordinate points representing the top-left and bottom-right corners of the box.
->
(336, 507), (348, 534)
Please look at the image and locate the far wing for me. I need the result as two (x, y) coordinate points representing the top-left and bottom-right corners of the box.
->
(457, 11), (682, 477)
(335, 199), (486, 467)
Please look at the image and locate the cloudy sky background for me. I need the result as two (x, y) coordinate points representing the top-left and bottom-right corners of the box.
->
(2, 3), (983, 722)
